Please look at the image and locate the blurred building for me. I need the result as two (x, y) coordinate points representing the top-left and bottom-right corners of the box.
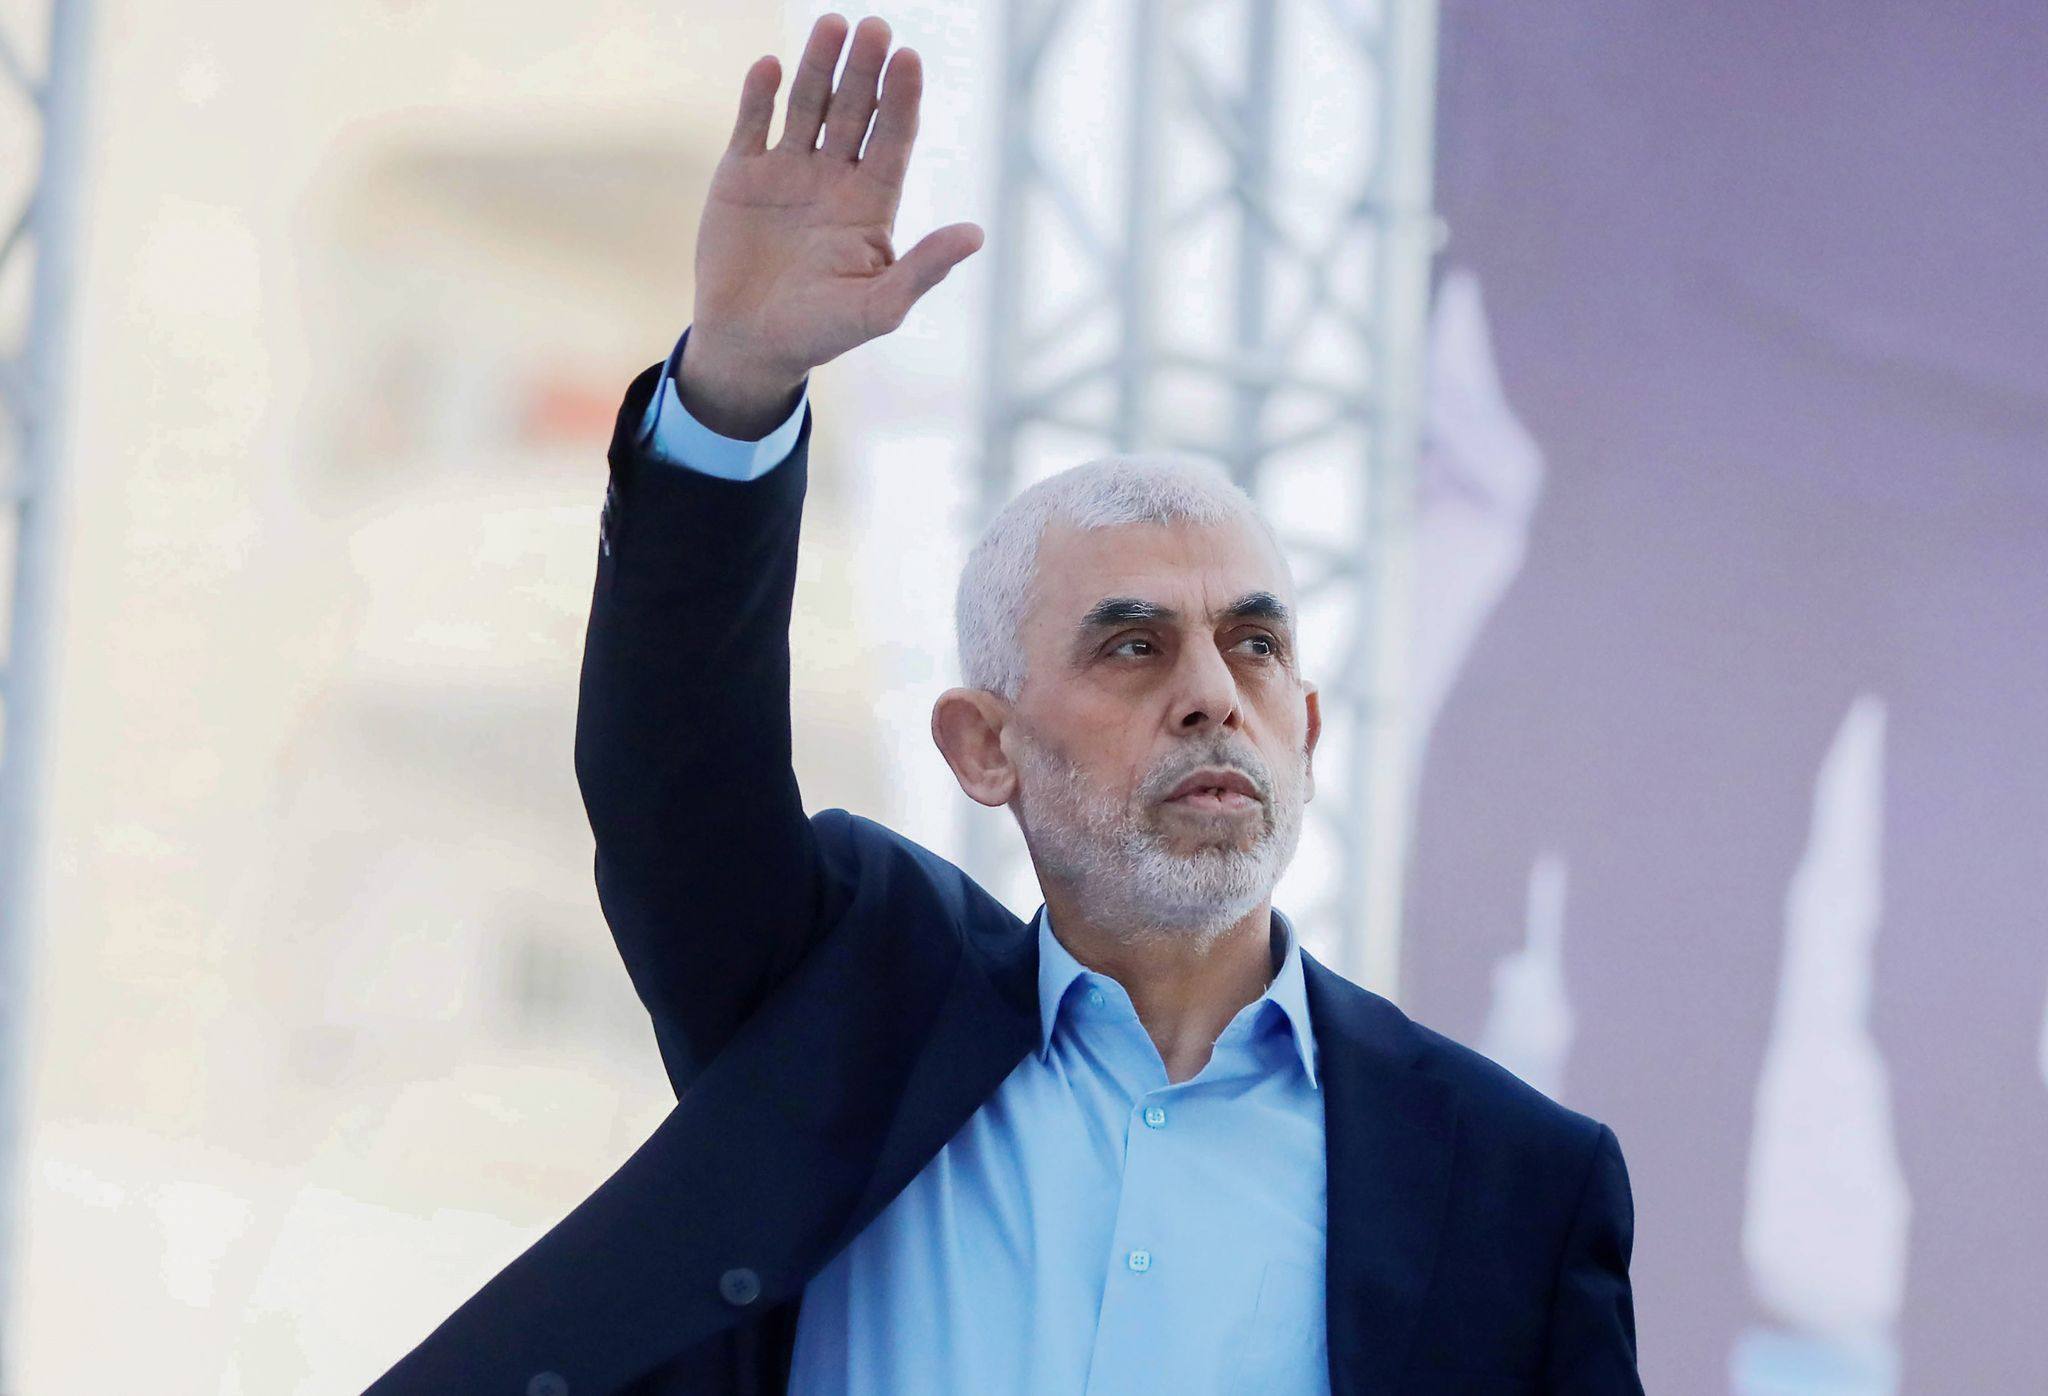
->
(12, 4), (905, 1390)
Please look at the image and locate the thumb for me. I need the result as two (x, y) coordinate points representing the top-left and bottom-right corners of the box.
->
(871, 222), (985, 332)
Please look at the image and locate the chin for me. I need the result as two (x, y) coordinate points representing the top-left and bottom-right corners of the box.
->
(1151, 812), (1269, 854)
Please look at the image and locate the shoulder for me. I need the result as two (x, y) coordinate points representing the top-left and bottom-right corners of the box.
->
(1375, 983), (1628, 1255)
(806, 809), (1039, 1020)
(1314, 961), (1616, 1186)
(1413, 1010), (1609, 1163)
(809, 806), (1029, 947)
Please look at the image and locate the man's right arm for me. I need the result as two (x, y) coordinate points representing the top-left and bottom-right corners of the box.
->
(575, 328), (814, 1100)
(575, 13), (983, 1098)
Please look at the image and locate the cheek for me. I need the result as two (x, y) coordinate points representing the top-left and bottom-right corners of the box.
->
(1067, 692), (1138, 746)
(1037, 701), (1126, 773)
(1067, 725), (1144, 800)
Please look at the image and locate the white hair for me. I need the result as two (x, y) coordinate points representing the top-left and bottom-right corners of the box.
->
(954, 451), (1292, 701)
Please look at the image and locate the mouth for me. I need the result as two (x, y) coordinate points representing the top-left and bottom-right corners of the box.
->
(1164, 788), (1260, 815)
(1162, 764), (1262, 812)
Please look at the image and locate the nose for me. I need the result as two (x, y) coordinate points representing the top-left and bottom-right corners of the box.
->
(1173, 639), (1244, 735)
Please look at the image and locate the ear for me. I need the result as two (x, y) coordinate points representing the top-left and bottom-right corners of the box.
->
(931, 687), (1019, 807)
(1301, 680), (1322, 804)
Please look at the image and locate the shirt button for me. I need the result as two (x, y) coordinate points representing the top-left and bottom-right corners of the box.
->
(1087, 988), (1106, 1007)
(1143, 1105), (1167, 1128)
(1127, 1249), (1152, 1273)
(718, 1266), (762, 1305)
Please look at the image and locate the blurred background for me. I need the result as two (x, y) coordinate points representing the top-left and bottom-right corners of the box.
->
(0, 1), (2041, 1393)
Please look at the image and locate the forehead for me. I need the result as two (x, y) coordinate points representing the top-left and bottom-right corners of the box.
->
(1027, 515), (1293, 635)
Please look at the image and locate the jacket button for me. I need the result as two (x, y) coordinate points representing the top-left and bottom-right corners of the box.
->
(718, 1266), (762, 1306)
(527, 1374), (569, 1396)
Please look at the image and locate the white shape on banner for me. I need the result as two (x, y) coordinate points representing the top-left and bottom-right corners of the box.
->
(1476, 853), (1574, 1101)
(1419, 266), (1566, 1102)
(2039, 974), (2048, 1093)
(1408, 268), (1545, 775)
(1735, 695), (1906, 1394)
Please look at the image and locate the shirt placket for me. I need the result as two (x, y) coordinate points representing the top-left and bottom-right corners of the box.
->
(1078, 981), (1257, 1396)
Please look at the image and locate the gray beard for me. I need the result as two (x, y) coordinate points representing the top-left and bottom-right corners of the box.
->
(1010, 725), (1307, 949)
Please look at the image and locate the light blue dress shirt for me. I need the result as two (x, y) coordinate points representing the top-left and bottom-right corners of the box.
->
(644, 327), (1331, 1394)
(786, 903), (1329, 1396)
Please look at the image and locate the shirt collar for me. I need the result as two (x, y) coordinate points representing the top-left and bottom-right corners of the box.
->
(1033, 903), (1320, 1089)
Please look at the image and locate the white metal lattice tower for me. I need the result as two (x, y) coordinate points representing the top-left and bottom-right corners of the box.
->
(961, 0), (1439, 990)
(1, 0), (91, 1380)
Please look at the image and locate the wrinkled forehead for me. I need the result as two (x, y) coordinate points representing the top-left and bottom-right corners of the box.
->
(1026, 515), (1296, 647)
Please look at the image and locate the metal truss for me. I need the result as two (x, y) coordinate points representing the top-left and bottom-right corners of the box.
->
(964, 0), (1439, 992)
(1, 0), (91, 1381)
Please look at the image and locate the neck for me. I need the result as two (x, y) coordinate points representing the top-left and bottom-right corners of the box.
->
(1041, 891), (1278, 1084)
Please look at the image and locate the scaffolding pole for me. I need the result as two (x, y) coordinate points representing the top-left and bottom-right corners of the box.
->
(966, 0), (1440, 991)
(0, 0), (92, 1382)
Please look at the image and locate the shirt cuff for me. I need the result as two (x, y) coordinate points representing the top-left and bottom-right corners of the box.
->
(636, 324), (809, 481)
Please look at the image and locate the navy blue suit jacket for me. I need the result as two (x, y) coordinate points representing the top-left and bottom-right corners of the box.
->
(364, 361), (1642, 1395)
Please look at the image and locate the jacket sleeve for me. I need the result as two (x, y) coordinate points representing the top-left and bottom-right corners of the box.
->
(575, 358), (839, 1098)
(1541, 1122), (1645, 1393)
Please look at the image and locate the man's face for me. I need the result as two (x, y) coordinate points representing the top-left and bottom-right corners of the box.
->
(1003, 515), (1321, 944)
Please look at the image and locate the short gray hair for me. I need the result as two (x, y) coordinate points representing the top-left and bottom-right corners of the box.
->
(954, 451), (1292, 702)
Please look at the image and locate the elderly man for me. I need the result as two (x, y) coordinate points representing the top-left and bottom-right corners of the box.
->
(368, 13), (1640, 1395)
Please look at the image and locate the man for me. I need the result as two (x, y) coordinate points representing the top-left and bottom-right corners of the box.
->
(366, 13), (1641, 1394)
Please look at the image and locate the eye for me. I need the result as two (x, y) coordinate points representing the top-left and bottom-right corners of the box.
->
(1109, 636), (1157, 657)
(1241, 633), (1280, 658)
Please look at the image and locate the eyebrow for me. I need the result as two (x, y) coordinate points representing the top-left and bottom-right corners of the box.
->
(1072, 591), (1295, 648)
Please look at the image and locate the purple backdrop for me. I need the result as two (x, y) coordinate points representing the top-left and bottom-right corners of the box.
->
(1401, 4), (2048, 1392)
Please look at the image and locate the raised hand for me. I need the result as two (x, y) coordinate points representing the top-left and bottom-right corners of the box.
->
(680, 13), (985, 436)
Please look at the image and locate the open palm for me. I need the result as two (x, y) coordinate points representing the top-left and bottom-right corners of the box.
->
(691, 14), (984, 386)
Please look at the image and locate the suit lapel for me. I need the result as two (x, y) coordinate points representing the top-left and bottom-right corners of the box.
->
(1304, 951), (1461, 1396)
(823, 910), (1041, 1261)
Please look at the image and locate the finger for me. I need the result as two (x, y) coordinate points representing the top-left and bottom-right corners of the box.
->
(861, 45), (921, 191)
(869, 222), (985, 332)
(821, 15), (891, 161)
(778, 12), (850, 152)
(726, 55), (781, 156)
